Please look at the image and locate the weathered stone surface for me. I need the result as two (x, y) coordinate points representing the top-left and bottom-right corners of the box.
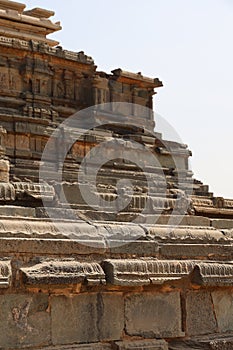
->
(0, 0), (61, 46)
(51, 293), (124, 344)
(185, 291), (217, 336)
(103, 259), (196, 286)
(0, 237), (106, 255)
(169, 335), (233, 350)
(13, 182), (55, 201)
(109, 240), (159, 257)
(115, 339), (168, 350)
(125, 292), (183, 338)
(191, 262), (233, 286)
(0, 183), (15, 201)
(0, 205), (35, 217)
(147, 226), (226, 243)
(28, 344), (112, 350)
(212, 290), (233, 332)
(0, 259), (11, 287)
(160, 243), (233, 260)
(211, 219), (233, 229)
(21, 260), (106, 286)
(0, 293), (50, 348)
(155, 214), (210, 226)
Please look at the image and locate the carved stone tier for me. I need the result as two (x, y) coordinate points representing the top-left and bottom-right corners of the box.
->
(0, 0), (61, 46)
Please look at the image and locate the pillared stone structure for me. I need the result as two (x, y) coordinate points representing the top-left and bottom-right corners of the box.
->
(0, 1), (233, 349)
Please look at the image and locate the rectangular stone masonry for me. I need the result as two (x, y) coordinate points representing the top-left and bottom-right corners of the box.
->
(51, 293), (124, 345)
(212, 290), (233, 333)
(125, 292), (183, 338)
(0, 293), (50, 349)
(185, 291), (217, 336)
(21, 260), (106, 286)
(115, 339), (168, 349)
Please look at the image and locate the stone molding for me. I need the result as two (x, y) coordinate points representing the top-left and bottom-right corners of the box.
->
(103, 259), (233, 287)
(21, 260), (106, 286)
(191, 262), (233, 286)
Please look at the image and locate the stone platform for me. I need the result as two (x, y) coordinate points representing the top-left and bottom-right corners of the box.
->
(0, 1), (232, 349)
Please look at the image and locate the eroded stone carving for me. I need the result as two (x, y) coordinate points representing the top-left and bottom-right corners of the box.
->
(191, 262), (233, 286)
(21, 260), (106, 285)
(0, 259), (11, 287)
(103, 259), (233, 287)
(12, 182), (55, 201)
(102, 259), (196, 286)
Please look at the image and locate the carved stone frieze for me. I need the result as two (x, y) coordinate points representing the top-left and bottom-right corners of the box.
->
(12, 182), (55, 201)
(0, 182), (15, 201)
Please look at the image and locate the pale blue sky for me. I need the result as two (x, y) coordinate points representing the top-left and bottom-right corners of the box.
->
(23, 0), (233, 198)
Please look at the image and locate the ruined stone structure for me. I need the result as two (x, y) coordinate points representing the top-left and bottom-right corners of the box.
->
(0, 1), (233, 349)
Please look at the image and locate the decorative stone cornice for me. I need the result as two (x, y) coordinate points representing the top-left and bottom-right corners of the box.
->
(21, 260), (106, 286)
(103, 259), (233, 287)
(191, 262), (233, 286)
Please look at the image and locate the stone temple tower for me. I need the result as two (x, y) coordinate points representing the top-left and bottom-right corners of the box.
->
(0, 1), (233, 349)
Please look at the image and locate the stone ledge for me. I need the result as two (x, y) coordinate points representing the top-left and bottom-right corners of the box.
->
(103, 259), (195, 286)
(103, 259), (233, 287)
(191, 262), (233, 286)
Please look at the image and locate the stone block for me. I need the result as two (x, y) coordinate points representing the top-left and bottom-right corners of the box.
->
(185, 291), (217, 336)
(48, 344), (112, 350)
(0, 205), (35, 217)
(0, 293), (50, 349)
(212, 290), (233, 332)
(125, 292), (183, 338)
(115, 339), (168, 349)
(211, 219), (233, 230)
(51, 292), (124, 345)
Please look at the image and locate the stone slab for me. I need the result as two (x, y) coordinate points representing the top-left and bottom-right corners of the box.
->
(185, 291), (217, 336)
(115, 339), (168, 349)
(125, 292), (183, 338)
(51, 293), (124, 345)
(0, 205), (35, 217)
(160, 244), (233, 260)
(169, 335), (233, 349)
(211, 219), (233, 230)
(212, 290), (233, 332)
(0, 293), (50, 349)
